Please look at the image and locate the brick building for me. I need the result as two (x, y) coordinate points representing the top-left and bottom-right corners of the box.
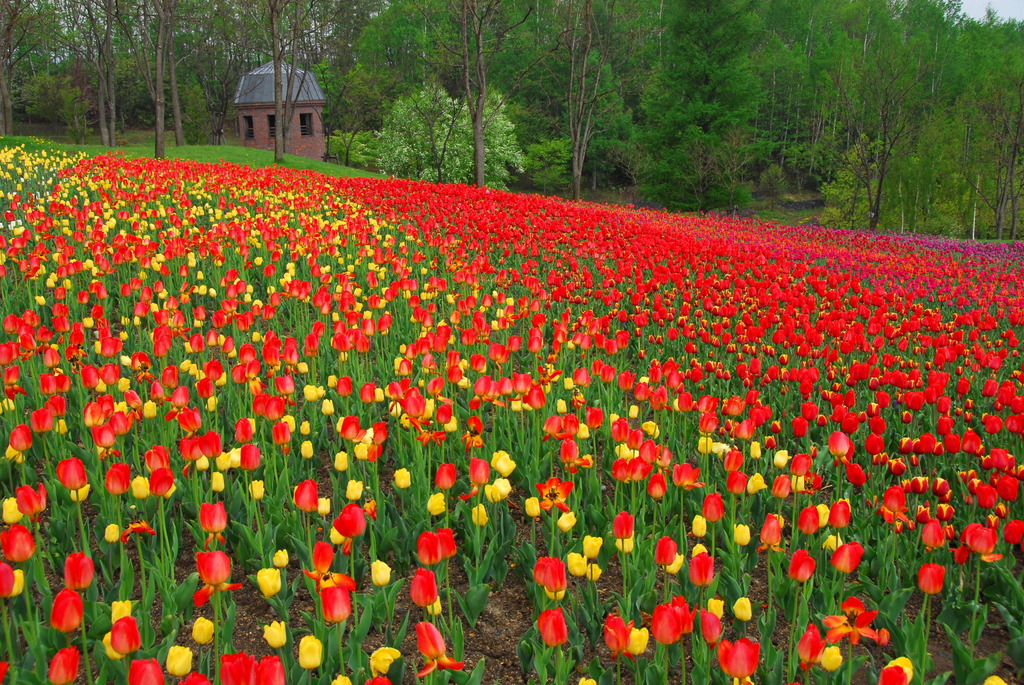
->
(234, 63), (326, 159)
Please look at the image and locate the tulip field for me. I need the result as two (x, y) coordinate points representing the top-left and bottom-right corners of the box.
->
(2, 141), (1024, 685)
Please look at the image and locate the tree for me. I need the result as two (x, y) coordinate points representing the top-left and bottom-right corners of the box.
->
(418, 0), (543, 186)
(827, 0), (935, 230)
(557, 0), (629, 200)
(960, 20), (1024, 239)
(0, 0), (41, 135)
(330, 64), (397, 166)
(641, 0), (762, 209)
(118, 0), (180, 157)
(377, 82), (523, 187)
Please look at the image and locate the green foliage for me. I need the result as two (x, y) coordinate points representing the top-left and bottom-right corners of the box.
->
(181, 84), (209, 146)
(821, 149), (869, 230)
(759, 164), (788, 208)
(23, 73), (90, 144)
(331, 131), (380, 169)
(524, 138), (571, 193)
(640, 0), (763, 209)
(376, 84), (523, 188)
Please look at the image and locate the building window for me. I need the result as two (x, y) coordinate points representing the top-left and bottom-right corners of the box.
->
(300, 112), (313, 136)
(243, 116), (254, 139)
(267, 114), (276, 138)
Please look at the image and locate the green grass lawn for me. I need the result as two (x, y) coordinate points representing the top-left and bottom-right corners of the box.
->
(0, 135), (382, 179)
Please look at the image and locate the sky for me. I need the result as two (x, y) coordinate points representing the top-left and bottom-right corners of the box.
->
(960, 0), (1024, 21)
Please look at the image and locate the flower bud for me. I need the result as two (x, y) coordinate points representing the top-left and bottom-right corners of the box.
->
(371, 560), (392, 586)
(166, 646), (193, 676)
(264, 621), (288, 649)
(393, 468), (410, 488)
(192, 617), (214, 645)
(257, 568), (281, 598)
(557, 511), (576, 532)
(525, 497), (541, 518)
(733, 597), (752, 621)
(299, 635), (323, 669)
(273, 550), (289, 568)
(427, 492), (446, 516)
(105, 523), (120, 543)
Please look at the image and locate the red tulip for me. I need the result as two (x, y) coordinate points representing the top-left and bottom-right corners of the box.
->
(258, 656), (285, 685)
(797, 506), (820, 535)
(127, 658), (165, 685)
(16, 483), (46, 520)
(537, 607), (569, 646)
(788, 549), (817, 582)
(415, 621), (464, 676)
(654, 536), (678, 567)
(220, 653), (257, 685)
(199, 502), (228, 547)
(796, 623), (825, 670)
(56, 458), (88, 490)
(111, 616), (142, 655)
(293, 479), (318, 512)
(533, 557), (567, 600)
(917, 563), (946, 595)
(0, 524), (35, 561)
(417, 532), (443, 566)
(333, 502), (367, 539)
(63, 552), (95, 590)
(702, 493), (725, 522)
(717, 638), (760, 678)
(321, 585), (352, 623)
(435, 463), (456, 490)
(194, 550), (242, 606)
(106, 463), (132, 495)
(410, 568), (439, 608)
(651, 603), (683, 644)
(689, 552), (715, 587)
(9, 424), (31, 452)
(604, 614), (632, 657)
(612, 511), (634, 539)
(47, 647), (80, 685)
(50, 588), (84, 632)
(700, 609), (723, 646)
(830, 542), (864, 574)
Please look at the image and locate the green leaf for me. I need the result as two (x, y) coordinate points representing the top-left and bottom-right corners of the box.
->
(456, 583), (492, 627)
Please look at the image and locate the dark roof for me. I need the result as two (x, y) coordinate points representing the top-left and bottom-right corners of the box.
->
(234, 63), (325, 105)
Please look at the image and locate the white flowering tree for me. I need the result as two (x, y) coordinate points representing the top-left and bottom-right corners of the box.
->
(377, 82), (524, 188)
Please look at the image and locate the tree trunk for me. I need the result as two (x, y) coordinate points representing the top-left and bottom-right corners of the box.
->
(571, 152), (583, 201)
(97, 59), (110, 145)
(0, 66), (12, 135)
(169, 25), (185, 147)
(272, 5), (285, 163)
(473, 109), (486, 186)
(154, 14), (167, 158)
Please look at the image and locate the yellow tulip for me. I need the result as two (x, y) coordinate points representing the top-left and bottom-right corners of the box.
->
(567, 552), (587, 577)
(393, 468), (410, 488)
(582, 535), (603, 559)
(472, 503), (489, 526)
(557, 511), (577, 532)
(733, 597), (753, 622)
(692, 515), (707, 538)
(257, 568), (281, 598)
(334, 451), (349, 472)
(105, 523), (120, 543)
(822, 645), (843, 671)
(192, 617), (214, 645)
(165, 646), (193, 676)
(273, 550), (290, 568)
(615, 535), (634, 554)
(263, 621), (287, 649)
(733, 524), (751, 546)
(298, 635), (323, 669)
(2, 497), (23, 523)
(300, 441), (314, 459)
(427, 492), (446, 516)
(707, 597), (724, 618)
(369, 647), (402, 676)
(250, 480), (265, 501)
(131, 476), (150, 499)
(111, 601), (132, 622)
(345, 480), (364, 500)
(627, 627), (649, 655)
(371, 560), (392, 587)
(525, 497), (541, 518)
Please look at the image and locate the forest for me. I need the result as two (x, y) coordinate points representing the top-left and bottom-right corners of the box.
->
(3, 0), (1023, 239)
